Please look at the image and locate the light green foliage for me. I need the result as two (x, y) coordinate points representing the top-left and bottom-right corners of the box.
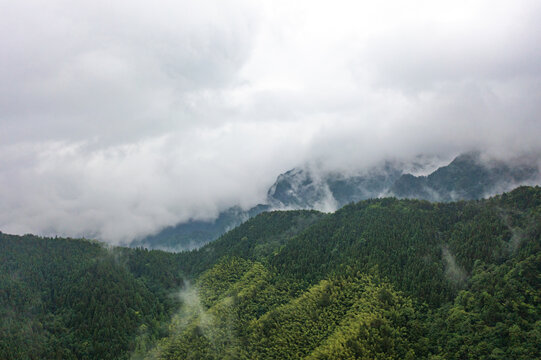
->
(148, 259), (423, 360)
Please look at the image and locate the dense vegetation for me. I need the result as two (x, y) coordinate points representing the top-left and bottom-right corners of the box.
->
(0, 235), (186, 359)
(0, 210), (319, 359)
(1, 186), (540, 359)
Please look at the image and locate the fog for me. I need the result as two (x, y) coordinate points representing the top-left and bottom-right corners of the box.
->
(1, 0), (540, 244)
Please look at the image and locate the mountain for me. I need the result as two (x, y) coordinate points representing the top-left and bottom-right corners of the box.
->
(3, 186), (539, 359)
(0, 233), (186, 360)
(135, 153), (539, 251)
(391, 152), (539, 201)
(129, 162), (404, 251)
(140, 186), (541, 359)
(130, 204), (270, 252)
(266, 162), (402, 209)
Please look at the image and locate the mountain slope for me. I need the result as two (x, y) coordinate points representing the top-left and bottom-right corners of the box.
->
(176, 209), (325, 276)
(266, 162), (402, 209)
(0, 235), (184, 360)
(2, 186), (540, 359)
(142, 186), (541, 359)
(136, 153), (539, 251)
(391, 152), (539, 201)
(131, 204), (270, 252)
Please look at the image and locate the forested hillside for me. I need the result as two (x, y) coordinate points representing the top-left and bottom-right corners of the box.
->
(1, 186), (540, 359)
(0, 235), (185, 359)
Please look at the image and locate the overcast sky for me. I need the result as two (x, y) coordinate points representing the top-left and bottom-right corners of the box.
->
(1, 0), (540, 244)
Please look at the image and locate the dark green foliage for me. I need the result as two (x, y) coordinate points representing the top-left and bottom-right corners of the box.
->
(429, 252), (541, 359)
(178, 210), (325, 276)
(0, 235), (183, 360)
(1, 186), (540, 359)
(149, 186), (540, 359)
(270, 187), (541, 307)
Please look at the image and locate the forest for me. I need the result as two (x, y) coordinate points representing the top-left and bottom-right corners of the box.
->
(1, 186), (540, 359)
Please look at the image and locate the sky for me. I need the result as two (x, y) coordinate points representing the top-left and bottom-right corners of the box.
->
(1, 0), (541, 244)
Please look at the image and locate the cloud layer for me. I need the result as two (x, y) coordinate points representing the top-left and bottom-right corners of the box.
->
(1, 0), (540, 243)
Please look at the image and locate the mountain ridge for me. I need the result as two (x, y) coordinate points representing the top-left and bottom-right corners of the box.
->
(132, 152), (539, 251)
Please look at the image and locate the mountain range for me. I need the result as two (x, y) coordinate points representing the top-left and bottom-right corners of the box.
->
(2, 186), (540, 359)
(132, 152), (539, 251)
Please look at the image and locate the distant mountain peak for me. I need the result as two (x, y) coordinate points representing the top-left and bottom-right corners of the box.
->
(133, 152), (540, 250)
(392, 151), (539, 201)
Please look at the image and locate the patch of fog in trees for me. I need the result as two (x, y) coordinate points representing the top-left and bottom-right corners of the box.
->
(441, 246), (467, 286)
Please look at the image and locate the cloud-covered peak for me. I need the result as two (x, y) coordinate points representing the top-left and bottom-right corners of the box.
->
(1, 0), (540, 243)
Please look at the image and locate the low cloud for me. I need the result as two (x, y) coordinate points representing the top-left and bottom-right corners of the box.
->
(1, 0), (540, 243)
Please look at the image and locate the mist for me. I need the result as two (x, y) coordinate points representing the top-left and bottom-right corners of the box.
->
(1, 0), (541, 244)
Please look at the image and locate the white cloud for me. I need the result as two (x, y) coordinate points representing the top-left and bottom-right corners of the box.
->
(0, 0), (540, 243)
